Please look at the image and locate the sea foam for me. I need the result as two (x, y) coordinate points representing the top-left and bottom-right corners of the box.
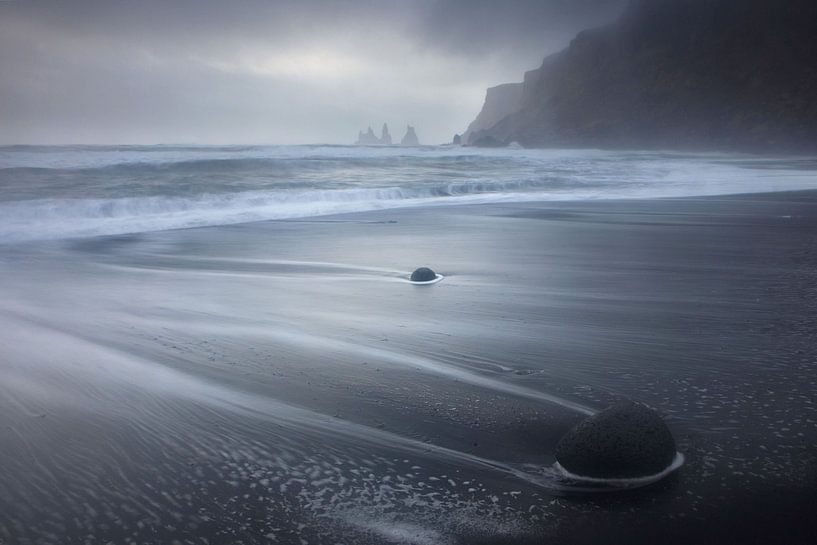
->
(2, 144), (817, 242)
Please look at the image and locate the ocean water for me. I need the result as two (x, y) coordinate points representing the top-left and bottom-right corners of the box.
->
(2, 144), (817, 242)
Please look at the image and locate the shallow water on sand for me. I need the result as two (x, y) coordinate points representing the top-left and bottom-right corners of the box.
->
(2, 197), (817, 544)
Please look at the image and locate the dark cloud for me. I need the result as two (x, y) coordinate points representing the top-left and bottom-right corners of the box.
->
(420, 0), (626, 55)
(0, 0), (626, 144)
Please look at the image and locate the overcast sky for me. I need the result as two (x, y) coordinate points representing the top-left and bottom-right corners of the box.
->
(0, 0), (626, 145)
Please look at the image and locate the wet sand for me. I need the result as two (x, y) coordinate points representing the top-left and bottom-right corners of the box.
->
(2, 192), (817, 544)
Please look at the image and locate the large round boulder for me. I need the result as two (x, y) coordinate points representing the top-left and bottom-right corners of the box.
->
(555, 401), (676, 479)
(410, 267), (437, 282)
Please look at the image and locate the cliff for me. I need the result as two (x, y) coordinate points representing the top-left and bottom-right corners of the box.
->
(467, 0), (817, 152)
(462, 83), (524, 145)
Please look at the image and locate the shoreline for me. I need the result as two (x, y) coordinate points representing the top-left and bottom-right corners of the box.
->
(2, 190), (817, 544)
(7, 186), (817, 249)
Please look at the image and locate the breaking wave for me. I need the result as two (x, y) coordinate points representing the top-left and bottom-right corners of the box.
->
(3, 144), (817, 242)
(0, 183), (574, 242)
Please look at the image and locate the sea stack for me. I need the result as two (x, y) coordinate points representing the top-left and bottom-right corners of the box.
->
(410, 267), (436, 282)
(380, 123), (392, 145)
(555, 401), (677, 479)
(355, 126), (380, 145)
(400, 125), (420, 146)
(452, 134), (462, 145)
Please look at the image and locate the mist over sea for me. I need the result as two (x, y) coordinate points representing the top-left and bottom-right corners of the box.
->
(3, 145), (817, 242)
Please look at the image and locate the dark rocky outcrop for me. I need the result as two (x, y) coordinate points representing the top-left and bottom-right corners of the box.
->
(467, 0), (817, 152)
(400, 125), (420, 146)
(410, 267), (436, 282)
(555, 401), (676, 479)
(452, 133), (462, 145)
(470, 135), (505, 148)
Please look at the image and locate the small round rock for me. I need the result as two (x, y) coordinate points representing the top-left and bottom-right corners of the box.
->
(410, 267), (437, 282)
(555, 401), (677, 479)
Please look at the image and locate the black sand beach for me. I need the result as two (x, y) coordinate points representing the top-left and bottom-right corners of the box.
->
(2, 192), (817, 544)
